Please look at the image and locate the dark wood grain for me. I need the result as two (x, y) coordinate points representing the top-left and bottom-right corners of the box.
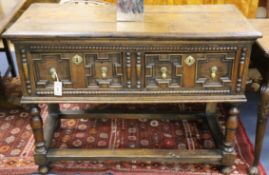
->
(47, 149), (223, 163)
(3, 4), (261, 39)
(5, 4), (261, 174)
(21, 95), (247, 104)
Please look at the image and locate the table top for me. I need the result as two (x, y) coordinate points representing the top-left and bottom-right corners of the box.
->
(0, 0), (27, 33)
(250, 19), (269, 57)
(4, 3), (261, 40)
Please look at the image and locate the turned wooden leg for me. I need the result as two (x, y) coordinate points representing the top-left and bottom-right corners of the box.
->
(44, 104), (61, 148)
(221, 105), (239, 174)
(249, 85), (269, 175)
(30, 105), (49, 174)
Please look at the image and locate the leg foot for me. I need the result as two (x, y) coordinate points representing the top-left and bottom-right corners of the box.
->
(249, 166), (259, 175)
(221, 166), (232, 175)
(39, 165), (49, 174)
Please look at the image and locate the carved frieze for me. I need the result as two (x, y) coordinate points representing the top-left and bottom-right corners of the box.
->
(36, 89), (231, 95)
(29, 44), (238, 52)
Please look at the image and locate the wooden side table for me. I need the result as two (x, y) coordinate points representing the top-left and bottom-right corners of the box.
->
(249, 19), (269, 175)
(4, 4), (261, 174)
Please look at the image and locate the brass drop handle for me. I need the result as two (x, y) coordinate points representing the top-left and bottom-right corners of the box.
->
(160, 66), (168, 79)
(101, 66), (108, 79)
(210, 66), (218, 79)
(49, 67), (58, 81)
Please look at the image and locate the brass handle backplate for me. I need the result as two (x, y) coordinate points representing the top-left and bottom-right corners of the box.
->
(160, 66), (168, 79)
(211, 66), (218, 79)
(72, 54), (83, 65)
(184, 55), (195, 66)
(101, 66), (108, 79)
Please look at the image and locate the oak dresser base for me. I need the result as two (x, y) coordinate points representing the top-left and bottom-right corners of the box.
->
(3, 3), (261, 175)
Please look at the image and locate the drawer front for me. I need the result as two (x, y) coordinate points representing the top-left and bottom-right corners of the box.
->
(32, 53), (73, 89)
(195, 53), (234, 88)
(31, 52), (125, 90)
(84, 52), (124, 89)
(17, 42), (250, 96)
(144, 52), (235, 90)
(145, 53), (183, 89)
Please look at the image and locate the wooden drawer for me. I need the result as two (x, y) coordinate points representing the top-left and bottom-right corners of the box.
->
(2, 2), (259, 104)
(30, 51), (236, 93)
(2, 1), (259, 101)
(144, 52), (235, 90)
(31, 52), (125, 90)
(16, 41), (250, 97)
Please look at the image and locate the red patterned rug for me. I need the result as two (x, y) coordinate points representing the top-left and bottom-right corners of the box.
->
(0, 78), (267, 175)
